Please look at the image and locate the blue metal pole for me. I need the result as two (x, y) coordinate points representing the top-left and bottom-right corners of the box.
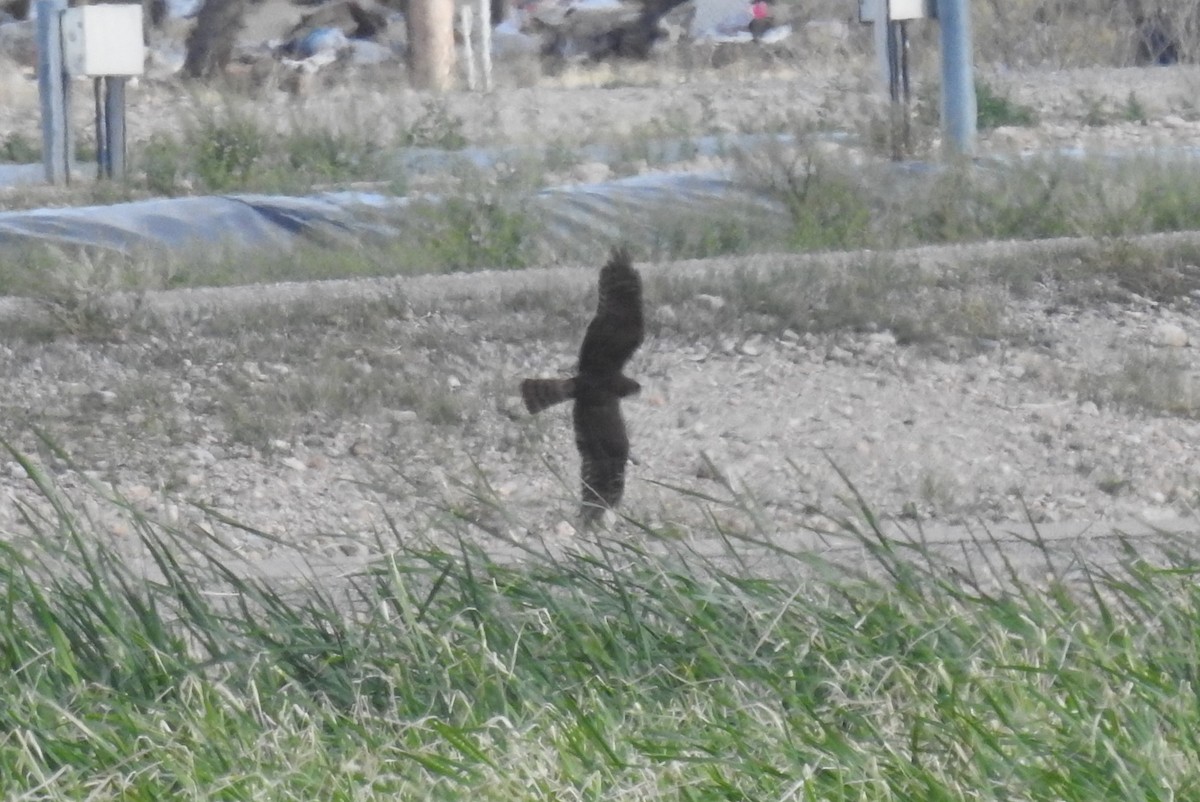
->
(938, 0), (976, 157)
(36, 0), (69, 184)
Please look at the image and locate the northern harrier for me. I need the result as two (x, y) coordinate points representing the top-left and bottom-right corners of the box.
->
(521, 247), (645, 523)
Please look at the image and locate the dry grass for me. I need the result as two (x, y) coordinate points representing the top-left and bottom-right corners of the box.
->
(1074, 350), (1200, 419)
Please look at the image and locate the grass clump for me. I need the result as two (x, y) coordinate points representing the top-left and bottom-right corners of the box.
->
(214, 353), (466, 450)
(1122, 91), (1149, 124)
(902, 159), (1080, 243)
(976, 80), (1038, 129)
(645, 209), (775, 261)
(409, 195), (537, 271)
(14, 137), (1200, 301)
(194, 112), (267, 191)
(0, 132), (39, 163)
(737, 143), (873, 252)
(744, 142), (1200, 255)
(1046, 238), (1200, 305)
(1074, 350), (1200, 418)
(651, 252), (1007, 346)
(0, 246), (168, 340)
(6, 444), (1200, 799)
(400, 99), (468, 150)
(0, 196), (540, 307)
(135, 108), (393, 195)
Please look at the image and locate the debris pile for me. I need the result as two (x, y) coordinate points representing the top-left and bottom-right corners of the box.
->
(0, 0), (796, 85)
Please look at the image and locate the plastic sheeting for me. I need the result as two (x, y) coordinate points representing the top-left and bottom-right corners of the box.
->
(0, 132), (810, 258)
(533, 170), (785, 255)
(15, 135), (1169, 260)
(0, 192), (407, 252)
(7, 139), (1185, 262)
(397, 132), (797, 174)
(0, 164), (48, 188)
(0, 169), (788, 257)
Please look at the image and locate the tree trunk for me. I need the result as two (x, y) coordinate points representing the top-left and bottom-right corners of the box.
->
(183, 0), (246, 79)
(406, 0), (456, 90)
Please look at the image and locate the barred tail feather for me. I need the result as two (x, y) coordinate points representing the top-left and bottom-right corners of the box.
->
(580, 456), (625, 525)
(520, 378), (574, 414)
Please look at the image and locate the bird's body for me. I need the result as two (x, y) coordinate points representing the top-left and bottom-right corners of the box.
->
(520, 247), (645, 523)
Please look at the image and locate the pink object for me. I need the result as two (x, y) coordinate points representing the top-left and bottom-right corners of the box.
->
(751, 1), (769, 19)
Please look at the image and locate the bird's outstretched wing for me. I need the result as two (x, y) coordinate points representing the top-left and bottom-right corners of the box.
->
(520, 377), (574, 414)
(574, 398), (630, 521)
(578, 247), (645, 377)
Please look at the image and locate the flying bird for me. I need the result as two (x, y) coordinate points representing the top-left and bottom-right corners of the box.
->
(521, 247), (645, 524)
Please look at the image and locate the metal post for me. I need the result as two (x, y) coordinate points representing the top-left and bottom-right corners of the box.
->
(937, 0), (976, 157)
(36, 0), (69, 184)
(460, 4), (476, 90)
(104, 77), (127, 180)
(885, 19), (911, 159)
(94, 77), (108, 177)
(479, 0), (492, 91)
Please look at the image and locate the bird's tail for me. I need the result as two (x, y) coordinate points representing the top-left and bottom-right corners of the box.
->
(520, 378), (575, 414)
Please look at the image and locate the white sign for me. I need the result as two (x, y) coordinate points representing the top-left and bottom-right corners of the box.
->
(62, 5), (145, 76)
(859, 0), (936, 22)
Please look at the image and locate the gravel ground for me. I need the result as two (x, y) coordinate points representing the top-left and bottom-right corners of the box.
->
(1, 239), (1198, 580)
(5, 57), (1200, 579)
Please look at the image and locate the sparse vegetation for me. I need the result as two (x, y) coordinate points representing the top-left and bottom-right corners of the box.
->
(400, 99), (469, 150)
(133, 109), (392, 195)
(6, 221), (1200, 354)
(1075, 350), (1200, 418)
(743, 145), (1200, 254)
(0, 132), (38, 163)
(214, 353), (467, 450)
(1123, 90), (1149, 124)
(646, 209), (768, 260)
(741, 144), (872, 251)
(410, 194), (538, 271)
(0, 246), (166, 340)
(610, 108), (703, 172)
(1078, 90), (1116, 128)
(975, 80), (1039, 130)
(193, 112), (267, 191)
(969, 0), (1199, 67)
(647, 251), (1010, 347)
